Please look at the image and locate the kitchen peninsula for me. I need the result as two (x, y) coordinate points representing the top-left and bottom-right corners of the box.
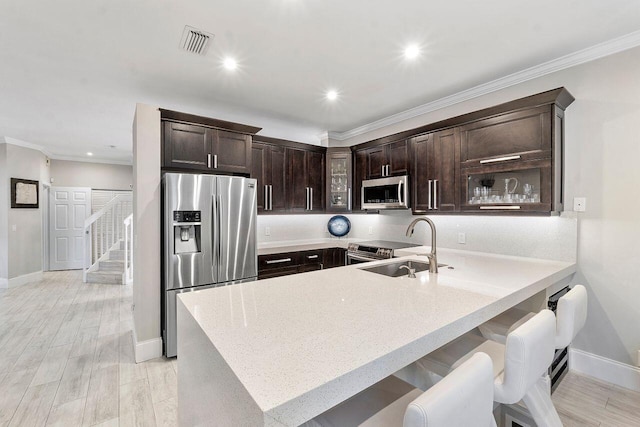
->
(176, 248), (575, 426)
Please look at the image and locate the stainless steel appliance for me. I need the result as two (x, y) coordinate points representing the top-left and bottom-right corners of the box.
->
(162, 173), (257, 357)
(346, 240), (420, 265)
(361, 175), (410, 210)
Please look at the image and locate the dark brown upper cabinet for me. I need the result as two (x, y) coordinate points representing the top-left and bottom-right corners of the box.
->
(411, 128), (460, 213)
(326, 148), (353, 212)
(160, 109), (260, 175)
(351, 87), (574, 215)
(251, 141), (286, 213)
(287, 147), (325, 212)
(251, 135), (325, 214)
(360, 139), (409, 179)
(352, 149), (367, 212)
(459, 105), (552, 168)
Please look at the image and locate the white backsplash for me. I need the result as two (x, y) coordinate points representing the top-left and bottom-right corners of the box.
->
(257, 210), (577, 262)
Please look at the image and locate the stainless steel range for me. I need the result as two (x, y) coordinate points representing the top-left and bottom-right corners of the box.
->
(346, 240), (421, 264)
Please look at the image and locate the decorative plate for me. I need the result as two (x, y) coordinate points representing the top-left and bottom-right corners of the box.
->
(327, 215), (351, 237)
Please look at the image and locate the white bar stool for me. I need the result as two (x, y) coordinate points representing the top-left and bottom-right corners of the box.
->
(395, 309), (562, 427)
(479, 285), (588, 349)
(302, 352), (497, 427)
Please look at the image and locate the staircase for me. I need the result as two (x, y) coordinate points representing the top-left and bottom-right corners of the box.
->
(86, 240), (127, 284)
(83, 193), (133, 284)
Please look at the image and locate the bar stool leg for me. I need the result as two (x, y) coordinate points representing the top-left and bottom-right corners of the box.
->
(521, 376), (562, 427)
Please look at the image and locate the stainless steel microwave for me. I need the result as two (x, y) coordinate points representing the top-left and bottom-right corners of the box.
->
(361, 175), (410, 210)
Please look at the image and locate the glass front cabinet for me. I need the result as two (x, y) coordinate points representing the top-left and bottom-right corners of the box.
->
(461, 159), (553, 213)
(326, 148), (353, 212)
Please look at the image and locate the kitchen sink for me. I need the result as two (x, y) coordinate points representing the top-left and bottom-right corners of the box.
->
(359, 260), (447, 278)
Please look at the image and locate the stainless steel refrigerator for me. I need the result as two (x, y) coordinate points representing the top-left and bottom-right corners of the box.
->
(162, 173), (257, 357)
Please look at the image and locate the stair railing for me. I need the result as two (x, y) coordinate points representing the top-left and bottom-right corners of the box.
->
(83, 193), (133, 282)
(123, 213), (133, 285)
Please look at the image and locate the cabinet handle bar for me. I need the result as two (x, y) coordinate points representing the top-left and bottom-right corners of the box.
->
(479, 155), (521, 164)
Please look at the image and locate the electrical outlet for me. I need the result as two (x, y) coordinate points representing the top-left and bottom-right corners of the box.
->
(11, 224), (16, 232)
(368, 226), (373, 235)
(458, 232), (466, 244)
(573, 197), (587, 212)
(265, 226), (271, 236)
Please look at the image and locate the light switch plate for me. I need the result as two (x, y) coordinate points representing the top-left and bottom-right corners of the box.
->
(573, 197), (587, 212)
(368, 226), (373, 235)
(11, 224), (17, 232)
(458, 232), (466, 244)
(265, 226), (271, 236)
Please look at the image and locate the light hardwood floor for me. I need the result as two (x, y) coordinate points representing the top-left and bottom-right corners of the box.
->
(0, 271), (176, 427)
(1, 271), (639, 426)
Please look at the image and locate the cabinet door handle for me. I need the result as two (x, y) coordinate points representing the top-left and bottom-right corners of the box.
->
(479, 206), (522, 210)
(264, 185), (268, 210)
(434, 180), (438, 210)
(386, 165), (390, 176)
(266, 258), (292, 264)
(214, 154), (218, 168)
(479, 155), (521, 164)
(381, 165), (385, 177)
(428, 180), (432, 209)
(306, 255), (319, 259)
(348, 187), (352, 210)
(207, 154), (212, 168)
(269, 185), (273, 211)
(310, 188), (313, 210)
(306, 187), (310, 210)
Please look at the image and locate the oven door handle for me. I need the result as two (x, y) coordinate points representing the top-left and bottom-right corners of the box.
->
(347, 253), (379, 263)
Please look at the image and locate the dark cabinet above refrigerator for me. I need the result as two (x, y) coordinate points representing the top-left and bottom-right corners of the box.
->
(160, 109), (261, 176)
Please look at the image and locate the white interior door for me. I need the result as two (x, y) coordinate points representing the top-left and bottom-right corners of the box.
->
(49, 187), (91, 271)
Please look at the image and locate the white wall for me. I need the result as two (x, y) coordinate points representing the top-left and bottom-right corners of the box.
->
(50, 159), (132, 191)
(0, 143), (7, 282)
(132, 103), (162, 359)
(333, 46), (640, 366)
(2, 143), (50, 279)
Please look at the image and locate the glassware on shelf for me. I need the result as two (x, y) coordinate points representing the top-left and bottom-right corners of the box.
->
(468, 169), (541, 205)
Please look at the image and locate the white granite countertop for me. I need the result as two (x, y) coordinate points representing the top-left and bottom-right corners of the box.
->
(177, 248), (575, 426)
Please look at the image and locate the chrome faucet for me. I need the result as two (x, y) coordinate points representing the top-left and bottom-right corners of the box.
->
(405, 217), (438, 273)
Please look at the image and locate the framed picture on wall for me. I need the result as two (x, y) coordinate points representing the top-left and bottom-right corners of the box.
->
(11, 178), (39, 209)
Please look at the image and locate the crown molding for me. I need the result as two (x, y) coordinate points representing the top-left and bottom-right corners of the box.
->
(329, 30), (640, 141)
(49, 154), (133, 166)
(3, 136), (52, 157)
(2, 136), (132, 166)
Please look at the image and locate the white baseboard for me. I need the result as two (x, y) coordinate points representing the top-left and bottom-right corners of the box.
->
(2, 271), (44, 288)
(132, 328), (163, 363)
(569, 347), (640, 392)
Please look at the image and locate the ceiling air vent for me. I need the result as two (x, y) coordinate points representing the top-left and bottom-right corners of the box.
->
(180, 26), (214, 56)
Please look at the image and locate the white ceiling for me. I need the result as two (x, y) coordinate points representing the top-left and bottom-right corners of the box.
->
(1, 0), (640, 164)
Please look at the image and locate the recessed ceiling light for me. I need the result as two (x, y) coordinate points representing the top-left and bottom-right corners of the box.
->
(86, 152), (93, 156)
(223, 57), (238, 71)
(404, 44), (421, 60)
(326, 90), (338, 101)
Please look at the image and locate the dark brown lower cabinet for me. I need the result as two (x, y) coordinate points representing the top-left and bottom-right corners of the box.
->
(323, 248), (346, 269)
(258, 247), (346, 280)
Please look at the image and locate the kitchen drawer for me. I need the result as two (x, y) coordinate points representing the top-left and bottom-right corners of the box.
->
(258, 252), (301, 271)
(258, 266), (300, 280)
(298, 264), (323, 273)
(301, 250), (324, 265)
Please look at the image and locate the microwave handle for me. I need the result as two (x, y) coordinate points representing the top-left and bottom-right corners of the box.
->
(398, 180), (403, 205)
